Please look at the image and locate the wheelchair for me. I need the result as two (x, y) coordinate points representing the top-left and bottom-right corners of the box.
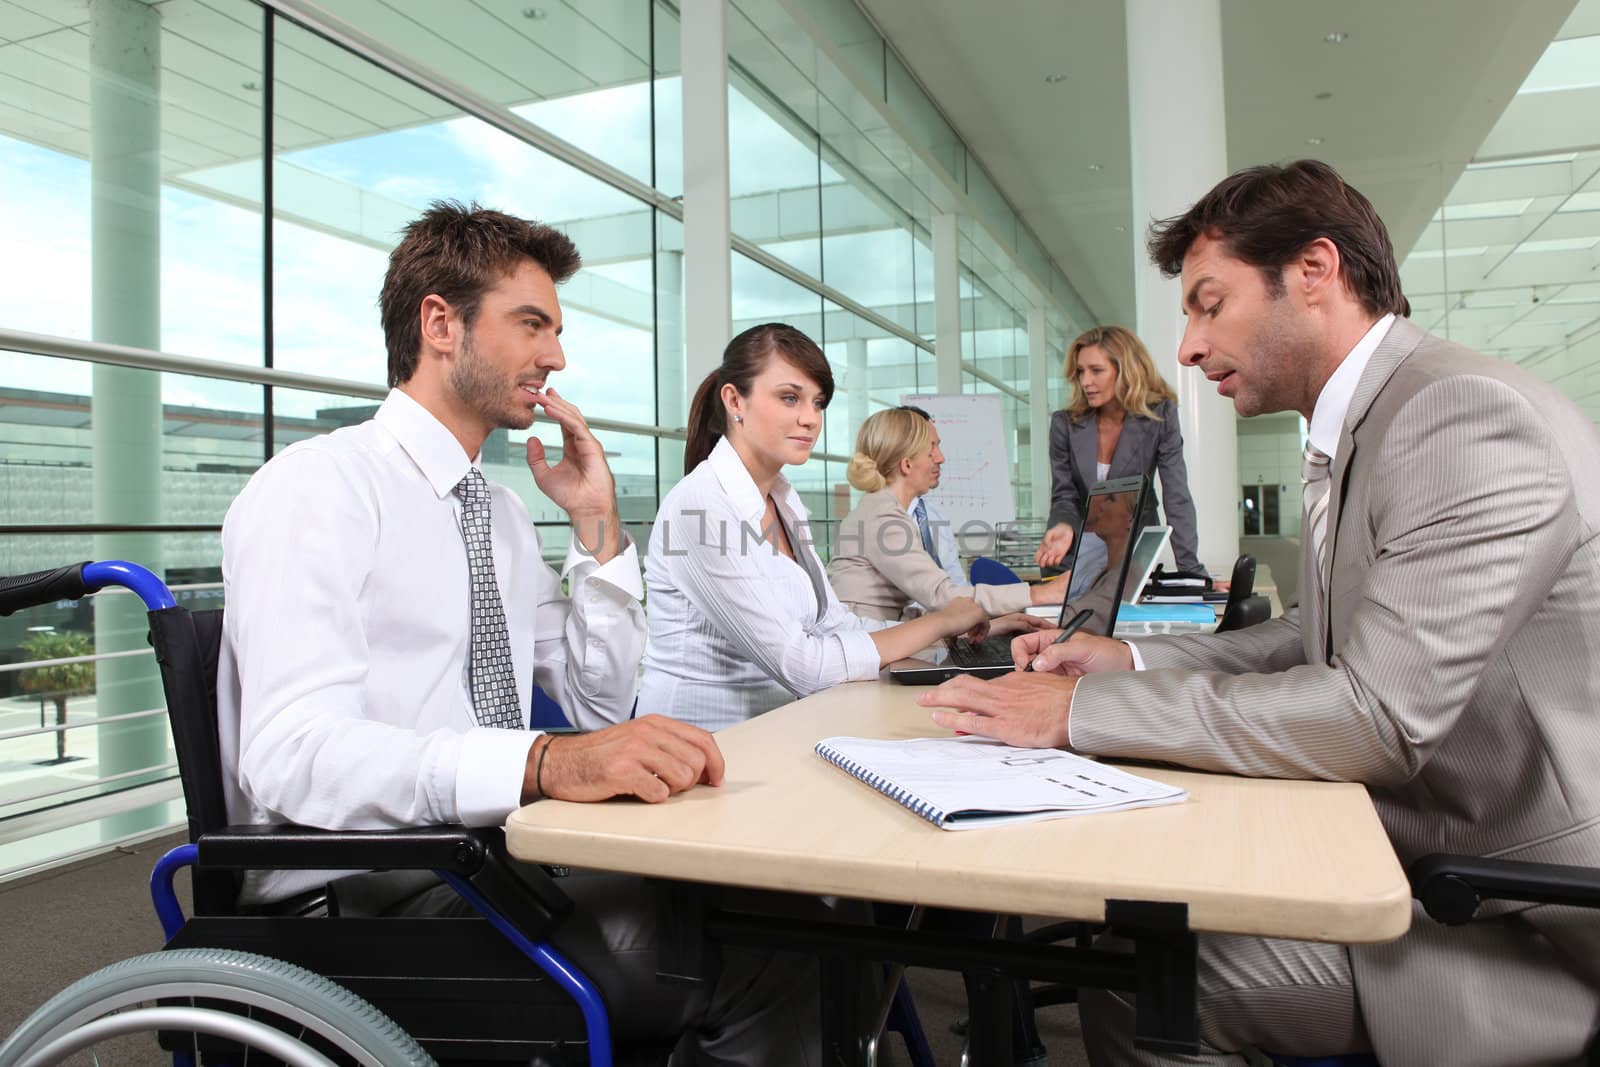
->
(0, 561), (613, 1066)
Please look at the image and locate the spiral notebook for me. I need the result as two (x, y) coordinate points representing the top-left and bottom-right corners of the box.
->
(814, 735), (1187, 830)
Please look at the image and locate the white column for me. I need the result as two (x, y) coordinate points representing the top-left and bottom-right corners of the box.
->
(932, 212), (962, 395)
(846, 336), (869, 436)
(1127, 0), (1238, 574)
(681, 0), (731, 404)
(1027, 307), (1051, 518)
(90, 0), (165, 836)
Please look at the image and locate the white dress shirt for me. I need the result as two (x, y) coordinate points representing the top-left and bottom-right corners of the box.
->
(1307, 313), (1394, 465)
(913, 496), (968, 587)
(638, 437), (890, 732)
(217, 389), (645, 904)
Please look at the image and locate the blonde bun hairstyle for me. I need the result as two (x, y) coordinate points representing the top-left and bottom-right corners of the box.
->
(846, 453), (887, 492)
(847, 409), (932, 493)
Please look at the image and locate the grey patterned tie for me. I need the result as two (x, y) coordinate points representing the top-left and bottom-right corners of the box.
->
(1302, 443), (1333, 602)
(455, 468), (523, 729)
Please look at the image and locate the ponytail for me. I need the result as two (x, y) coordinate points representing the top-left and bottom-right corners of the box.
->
(684, 369), (726, 474)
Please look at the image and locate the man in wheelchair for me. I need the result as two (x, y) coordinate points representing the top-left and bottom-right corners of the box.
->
(216, 201), (820, 1063)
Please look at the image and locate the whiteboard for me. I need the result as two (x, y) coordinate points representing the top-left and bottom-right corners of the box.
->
(901, 393), (1015, 548)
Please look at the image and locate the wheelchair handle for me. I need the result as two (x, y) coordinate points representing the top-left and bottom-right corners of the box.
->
(0, 560), (176, 616)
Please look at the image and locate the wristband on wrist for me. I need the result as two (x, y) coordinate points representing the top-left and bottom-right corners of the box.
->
(535, 734), (557, 801)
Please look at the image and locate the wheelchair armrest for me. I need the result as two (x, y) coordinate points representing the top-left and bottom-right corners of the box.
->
(195, 824), (574, 936)
(198, 824), (494, 876)
(1409, 852), (1600, 926)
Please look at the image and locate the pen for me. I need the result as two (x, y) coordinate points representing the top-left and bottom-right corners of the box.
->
(1022, 608), (1094, 673)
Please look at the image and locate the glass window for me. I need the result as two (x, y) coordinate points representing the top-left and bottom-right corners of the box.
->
(308, 0), (657, 187)
(653, 0), (683, 197)
(818, 301), (930, 549)
(0, 1), (266, 362)
(270, 19), (658, 440)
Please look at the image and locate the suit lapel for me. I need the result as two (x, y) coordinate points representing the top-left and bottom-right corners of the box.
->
(1107, 415), (1137, 479)
(1315, 317), (1424, 656)
(1071, 416), (1098, 488)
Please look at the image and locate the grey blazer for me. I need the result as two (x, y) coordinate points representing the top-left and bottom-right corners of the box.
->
(1046, 399), (1201, 571)
(826, 488), (1030, 621)
(1070, 317), (1600, 1064)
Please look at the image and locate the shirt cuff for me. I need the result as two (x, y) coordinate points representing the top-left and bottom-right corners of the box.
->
(1065, 677), (1081, 749)
(839, 629), (882, 681)
(1125, 641), (1146, 671)
(455, 728), (541, 826)
(561, 533), (644, 601)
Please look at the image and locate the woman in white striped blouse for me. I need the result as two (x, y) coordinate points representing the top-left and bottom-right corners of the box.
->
(637, 323), (988, 732)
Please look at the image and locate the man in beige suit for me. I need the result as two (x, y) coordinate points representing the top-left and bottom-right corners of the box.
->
(920, 160), (1600, 1065)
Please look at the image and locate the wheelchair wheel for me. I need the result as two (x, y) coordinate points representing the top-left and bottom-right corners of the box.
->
(0, 948), (436, 1067)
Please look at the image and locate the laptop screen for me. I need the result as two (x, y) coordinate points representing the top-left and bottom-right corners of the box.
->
(1060, 475), (1150, 635)
(1119, 526), (1173, 607)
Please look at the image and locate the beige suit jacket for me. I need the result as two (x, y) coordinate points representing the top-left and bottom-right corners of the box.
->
(1070, 317), (1600, 1064)
(826, 488), (1030, 621)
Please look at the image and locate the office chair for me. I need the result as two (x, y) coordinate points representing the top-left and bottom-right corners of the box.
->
(531, 684), (570, 728)
(970, 556), (1025, 586)
(0, 561), (615, 1065)
(1214, 554), (1273, 633)
(1262, 804), (1600, 1067)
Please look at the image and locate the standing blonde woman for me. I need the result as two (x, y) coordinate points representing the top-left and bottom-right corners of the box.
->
(828, 408), (1067, 619)
(1035, 325), (1202, 573)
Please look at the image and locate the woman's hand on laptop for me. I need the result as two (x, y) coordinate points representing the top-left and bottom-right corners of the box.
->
(1010, 631), (1133, 676)
(936, 596), (988, 642)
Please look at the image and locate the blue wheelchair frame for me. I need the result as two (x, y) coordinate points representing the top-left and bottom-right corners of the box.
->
(10, 561), (614, 1066)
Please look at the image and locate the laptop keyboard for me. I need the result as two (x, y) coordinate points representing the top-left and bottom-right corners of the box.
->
(945, 634), (1018, 669)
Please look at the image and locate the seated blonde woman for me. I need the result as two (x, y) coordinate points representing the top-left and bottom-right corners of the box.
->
(827, 408), (1068, 621)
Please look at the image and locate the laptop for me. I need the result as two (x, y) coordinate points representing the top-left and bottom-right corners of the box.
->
(889, 475), (1150, 684)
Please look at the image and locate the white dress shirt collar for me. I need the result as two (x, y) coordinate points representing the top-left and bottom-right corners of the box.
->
(707, 435), (793, 520)
(377, 388), (477, 499)
(1307, 313), (1395, 462)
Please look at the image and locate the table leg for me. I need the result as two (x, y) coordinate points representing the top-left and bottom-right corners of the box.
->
(961, 967), (1016, 1065)
(820, 951), (871, 1066)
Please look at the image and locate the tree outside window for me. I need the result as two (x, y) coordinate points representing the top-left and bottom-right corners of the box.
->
(18, 631), (95, 765)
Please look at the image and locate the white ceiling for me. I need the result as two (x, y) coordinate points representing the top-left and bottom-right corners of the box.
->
(1401, 1), (1600, 422)
(854, 0), (1576, 331)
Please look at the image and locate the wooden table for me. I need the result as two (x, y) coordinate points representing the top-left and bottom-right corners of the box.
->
(505, 680), (1411, 1059)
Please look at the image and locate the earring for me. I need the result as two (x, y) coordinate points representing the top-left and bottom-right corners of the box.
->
(733, 414), (743, 424)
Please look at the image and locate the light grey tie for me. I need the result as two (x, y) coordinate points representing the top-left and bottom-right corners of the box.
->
(913, 498), (940, 566)
(1301, 443), (1333, 593)
(455, 468), (523, 729)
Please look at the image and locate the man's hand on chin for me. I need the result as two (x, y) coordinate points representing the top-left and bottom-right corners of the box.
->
(916, 671), (1076, 749)
(525, 387), (624, 563)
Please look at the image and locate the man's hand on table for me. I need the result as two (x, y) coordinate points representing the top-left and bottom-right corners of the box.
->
(523, 715), (725, 804)
(916, 671), (1076, 748)
(914, 631), (1135, 749)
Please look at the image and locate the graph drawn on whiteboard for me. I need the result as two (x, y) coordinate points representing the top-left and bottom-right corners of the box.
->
(902, 393), (1014, 546)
